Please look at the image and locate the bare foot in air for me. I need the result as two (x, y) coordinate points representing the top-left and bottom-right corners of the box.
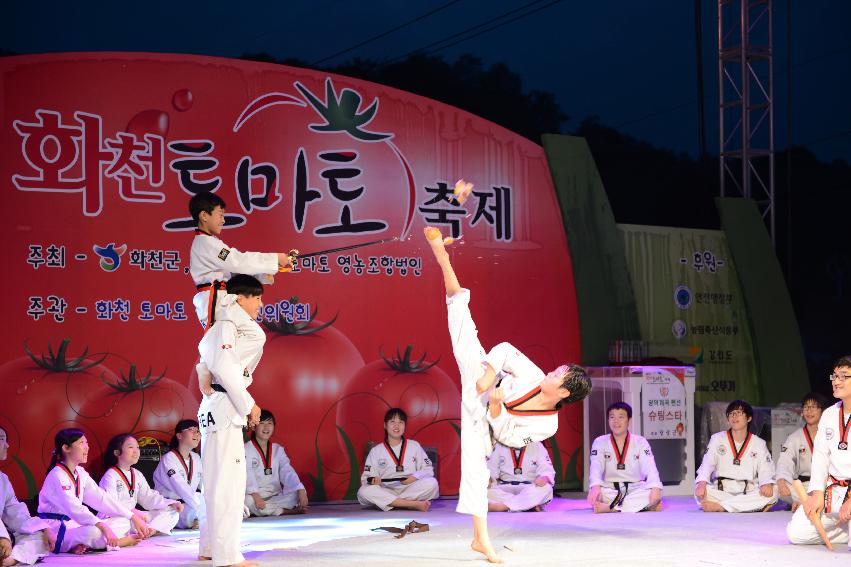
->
(471, 539), (504, 563)
(198, 555), (212, 561)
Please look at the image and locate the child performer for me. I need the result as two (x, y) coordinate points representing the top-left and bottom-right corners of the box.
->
(245, 410), (308, 517)
(188, 192), (293, 330)
(153, 420), (204, 529)
(196, 274), (265, 567)
(587, 402), (663, 513)
(37, 429), (151, 555)
(694, 400), (777, 512)
(776, 392), (831, 510)
(0, 426), (52, 566)
(357, 408), (439, 512)
(487, 441), (555, 512)
(99, 434), (183, 535)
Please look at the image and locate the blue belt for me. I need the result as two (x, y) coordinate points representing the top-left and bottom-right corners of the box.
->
(38, 512), (71, 553)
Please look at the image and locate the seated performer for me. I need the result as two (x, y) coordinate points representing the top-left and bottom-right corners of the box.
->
(694, 400), (777, 512)
(244, 410), (308, 516)
(587, 402), (662, 513)
(788, 356), (851, 547)
(357, 408), (439, 512)
(776, 392), (831, 510)
(37, 429), (151, 555)
(487, 441), (555, 512)
(99, 434), (183, 535)
(153, 420), (204, 529)
(0, 425), (52, 566)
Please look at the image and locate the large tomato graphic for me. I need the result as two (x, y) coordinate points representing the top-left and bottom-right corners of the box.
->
(79, 362), (200, 477)
(0, 338), (117, 498)
(335, 345), (461, 496)
(248, 306), (364, 501)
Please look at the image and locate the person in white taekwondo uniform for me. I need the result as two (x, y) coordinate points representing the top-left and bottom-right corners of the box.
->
(0, 425), (52, 566)
(587, 402), (663, 513)
(487, 441), (555, 512)
(776, 392), (831, 510)
(188, 191), (293, 331)
(37, 429), (151, 555)
(195, 274), (265, 567)
(694, 400), (778, 512)
(99, 434), (183, 535)
(245, 410), (309, 516)
(153, 420), (204, 529)
(424, 226), (591, 564)
(788, 357), (851, 547)
(357, 408), (439, 512)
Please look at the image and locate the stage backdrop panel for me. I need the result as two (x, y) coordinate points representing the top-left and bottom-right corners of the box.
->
(0, 53), (582, 499)
(618, 224), (760, 405)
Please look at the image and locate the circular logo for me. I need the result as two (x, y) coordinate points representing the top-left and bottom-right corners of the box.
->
(674, 285), (692, 310)
(672, 320), (688, 339)
(717, 444), (727, 455)
(825, 428), (835, 441)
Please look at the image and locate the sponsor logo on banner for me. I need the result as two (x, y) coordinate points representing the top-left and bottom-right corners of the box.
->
(674, 285), (692, 310)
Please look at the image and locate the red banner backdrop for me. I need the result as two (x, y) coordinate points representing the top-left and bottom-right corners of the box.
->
(1, 53), (581, 500)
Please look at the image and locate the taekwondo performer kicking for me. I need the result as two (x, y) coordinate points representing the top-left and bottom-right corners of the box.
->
(196, 274), (266, 567)
(424, 226), (590, 563)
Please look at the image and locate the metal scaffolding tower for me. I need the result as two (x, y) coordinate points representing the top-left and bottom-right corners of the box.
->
(718, 0), (775, 244)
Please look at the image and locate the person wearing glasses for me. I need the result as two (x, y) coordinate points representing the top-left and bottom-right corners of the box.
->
(776, 392), (831, 511)
(787, 357), (851, 547)
(694, 400), (778, 512)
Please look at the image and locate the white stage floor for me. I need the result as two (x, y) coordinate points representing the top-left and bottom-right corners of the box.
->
(37, 495), (846, 566)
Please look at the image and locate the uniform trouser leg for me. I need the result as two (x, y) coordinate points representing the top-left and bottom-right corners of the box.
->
(601, 485), (655, 512)
(698, 485), (778, 512)
(200, 425), (247, 566)
(488, 484), (553, 511)
(47, 517), (131, 552)
(447, 295), (491, 518)
(787, 506), (850, 545)
(9, 532), (50, 564)
(357, 484), (403, 511)
(141, 508), (180, 535)
(266, 491), (300, 512)
(177, 498), (203, 529)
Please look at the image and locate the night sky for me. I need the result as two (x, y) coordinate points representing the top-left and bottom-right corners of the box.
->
(4, 0), (850, 164)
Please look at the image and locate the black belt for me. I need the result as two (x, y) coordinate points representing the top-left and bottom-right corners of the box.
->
(798, 475), (811, 483)
(498, 480), (532, 485)
(717, 477), (752, 494)
(609, 481), (631, 509)
(212, 384), (227, 393)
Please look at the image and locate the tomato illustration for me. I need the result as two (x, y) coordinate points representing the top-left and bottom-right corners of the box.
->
(335, 345), (461, 495)
(0, 338), (117, 498)
(78, 363), (200, 476)
(248, 307), (365, 501)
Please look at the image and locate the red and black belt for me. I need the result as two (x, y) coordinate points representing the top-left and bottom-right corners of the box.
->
(826, 475), (851, 513)
(196, 280), (227, 330)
